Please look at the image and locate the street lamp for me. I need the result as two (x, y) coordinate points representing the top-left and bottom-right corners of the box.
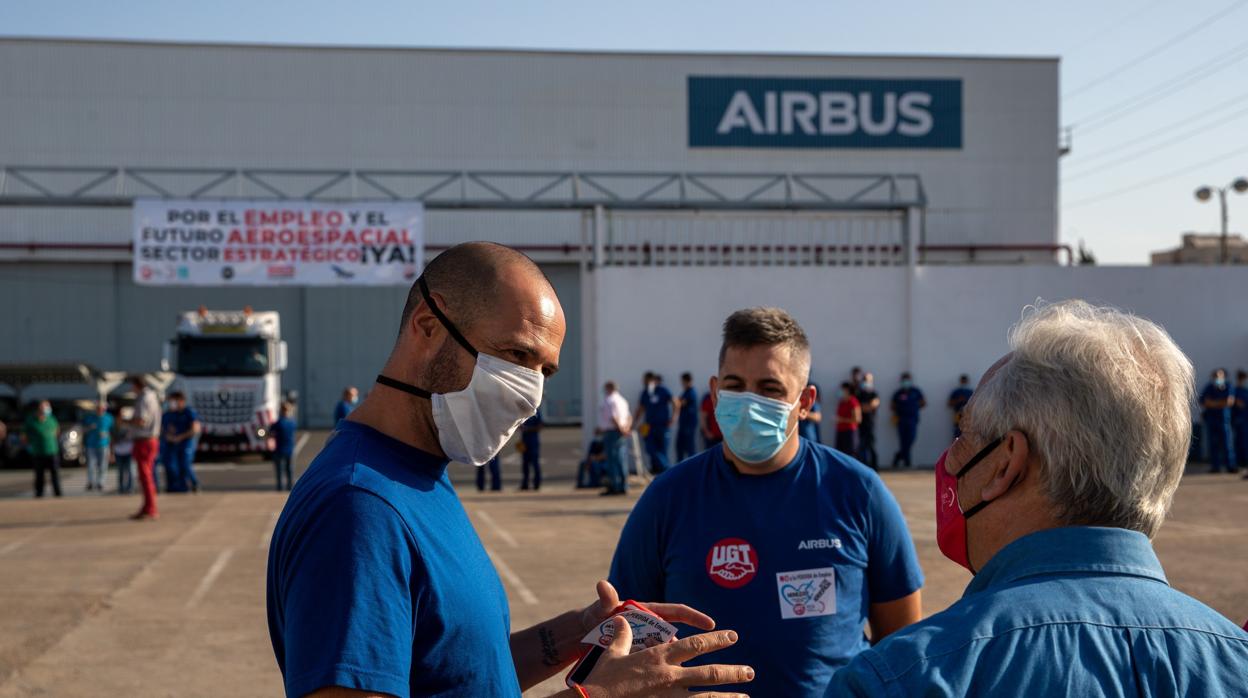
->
(1195, 177), (1248, 264)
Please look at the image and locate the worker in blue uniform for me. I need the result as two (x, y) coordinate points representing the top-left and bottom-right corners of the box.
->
(163, 391), (202, 493)
(891, 372), (926, 468)
(633, 372), (676, 474)
(1200, 368), (1236, 473)
(798, 380), (823, 444)
(519, 409), (542, 491)
(1233, 370), (1248, 474)
(675, 372), (699, 462)
(610, 307), (923, 697)
(947, 374), (974, 439)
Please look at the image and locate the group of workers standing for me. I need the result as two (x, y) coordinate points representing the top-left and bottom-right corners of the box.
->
(1199, 368), (1248, 477)
(593, 372), (718, 496)
(591, 364), (977, 490)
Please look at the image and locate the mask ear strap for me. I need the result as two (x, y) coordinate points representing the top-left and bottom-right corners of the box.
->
(375, 374), (431, 400)
(955, 436), (1003, 478)
(419, 277), (479, 358)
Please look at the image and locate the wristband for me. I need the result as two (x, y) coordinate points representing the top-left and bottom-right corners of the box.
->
(573, 684), (590, 698)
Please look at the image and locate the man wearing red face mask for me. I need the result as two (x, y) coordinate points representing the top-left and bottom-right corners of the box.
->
(827, 300), (1248, 697)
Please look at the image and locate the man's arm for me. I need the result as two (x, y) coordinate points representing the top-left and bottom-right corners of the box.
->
(276, 490), (415, 698)
(868, 590), (921, 642)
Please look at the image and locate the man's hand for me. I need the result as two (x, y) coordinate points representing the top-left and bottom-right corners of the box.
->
(579, 580), (714, 635)
(578, 616), (753, 698)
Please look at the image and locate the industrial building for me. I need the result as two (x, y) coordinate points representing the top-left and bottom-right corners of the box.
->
(3, 38), (1066, 431)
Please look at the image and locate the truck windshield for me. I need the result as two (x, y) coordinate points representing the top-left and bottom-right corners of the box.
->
(178, 337), (271, 377)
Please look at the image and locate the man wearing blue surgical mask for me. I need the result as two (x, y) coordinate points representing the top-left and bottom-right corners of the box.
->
(1201, 368), (1237, 474)
(267, 243), (752, 698)
(609, 306), (924, 696)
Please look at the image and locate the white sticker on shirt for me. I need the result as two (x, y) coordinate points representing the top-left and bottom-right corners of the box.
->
(776, 567), (836, 620)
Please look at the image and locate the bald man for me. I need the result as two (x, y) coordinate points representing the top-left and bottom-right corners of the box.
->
(267, 243), (753, 698)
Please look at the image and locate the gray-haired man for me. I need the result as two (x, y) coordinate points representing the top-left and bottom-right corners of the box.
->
(828, 300), (1248, 696)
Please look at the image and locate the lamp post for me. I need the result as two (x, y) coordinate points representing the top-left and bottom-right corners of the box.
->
(1195, 177), (1248, 264)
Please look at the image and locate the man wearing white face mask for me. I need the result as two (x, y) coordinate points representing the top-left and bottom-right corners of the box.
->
(609, 307), (923, 696)
(267, 242), (755, 698)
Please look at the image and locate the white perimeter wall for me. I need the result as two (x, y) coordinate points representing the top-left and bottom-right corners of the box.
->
(589, 266), (1248, 464)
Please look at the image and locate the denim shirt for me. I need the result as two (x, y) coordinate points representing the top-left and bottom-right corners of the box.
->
(826, 526), (1248, 697)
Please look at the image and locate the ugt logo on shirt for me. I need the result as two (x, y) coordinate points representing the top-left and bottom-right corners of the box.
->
(706, 538), (758, 589)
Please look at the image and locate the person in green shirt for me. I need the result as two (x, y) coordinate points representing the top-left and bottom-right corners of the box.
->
(23, 401), (62, 497)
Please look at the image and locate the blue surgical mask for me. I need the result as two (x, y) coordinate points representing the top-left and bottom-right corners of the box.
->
(1216, 378), (1227, 389)
(714, 390), (798, 464)
(901, 380), (913, 389)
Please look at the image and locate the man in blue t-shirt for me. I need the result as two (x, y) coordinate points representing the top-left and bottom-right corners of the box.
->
(609, 307), (924, 697)
(634, 372), (677, 474)
(1234, 370), (1248, 473)
(162, 392), (202, 493)
(890, 372), (926, 468)
(798, 380), (823, 444)
(675, 372), (699, 461)
(1200, 368), (1236, 473)
(269, 401), (297, 491)
(947, 374), (974, 439)
(332, 386), (358, 426)
(519, 409), (542, 490)
(267, 243), (752, 698)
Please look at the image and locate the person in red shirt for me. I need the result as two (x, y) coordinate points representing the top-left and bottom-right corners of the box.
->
(700, 392), (722, 448)
(835, 381), (862, 456)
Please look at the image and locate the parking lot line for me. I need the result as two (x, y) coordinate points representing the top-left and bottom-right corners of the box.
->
(474, 509), (519, 549)
(0, 518), (64, 556)
(186, 547), (235, 609)
(294, 433), (310, 459)
(484, 545), (539, 605)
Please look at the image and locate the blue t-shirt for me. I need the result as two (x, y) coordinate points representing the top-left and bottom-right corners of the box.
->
(826, 527), (1248, 697)
(164, 407), (199, 445)
(333, 399), (357, 424)
(892, 388), (925, 422)
(267, 421), (517, 698)
(83, 412), (114, 449)
(1234, 386), (1248, 423)
(678, 387), (699, 430)
(639, 385), (674, 426)
(1202, 383), (1232, 421)
(799, 401), (822, 444)
(521, 410), (542, 449)
(948, 387), (973, 413)
(609, 439), (924, 696)
(271, 416), (297, 456)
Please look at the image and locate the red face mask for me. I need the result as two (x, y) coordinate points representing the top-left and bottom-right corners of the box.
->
(935, 436), (1003, 573)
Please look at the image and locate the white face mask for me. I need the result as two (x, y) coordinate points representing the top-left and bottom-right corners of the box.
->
(376, 278), (545, 466)
(432, 353), (542, 466)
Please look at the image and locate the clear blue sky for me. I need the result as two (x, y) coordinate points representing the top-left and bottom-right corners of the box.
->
(4, 0), (1247, 264)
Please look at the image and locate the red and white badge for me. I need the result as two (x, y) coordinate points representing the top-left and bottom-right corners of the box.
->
(776, 567), (836, 620)
(580, 601), (677, 650)
(706, 537), (759, 589)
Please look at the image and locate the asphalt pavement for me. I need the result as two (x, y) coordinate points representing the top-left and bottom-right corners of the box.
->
(0, 427), (1244, 697)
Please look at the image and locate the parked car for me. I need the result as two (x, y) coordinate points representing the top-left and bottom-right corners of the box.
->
(0, 396), (20, 468)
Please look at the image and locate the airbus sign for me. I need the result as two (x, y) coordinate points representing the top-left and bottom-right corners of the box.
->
(688, 76), (962, 149)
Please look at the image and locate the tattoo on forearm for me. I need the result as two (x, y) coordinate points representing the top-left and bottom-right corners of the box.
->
(539, 626), (561, 667)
